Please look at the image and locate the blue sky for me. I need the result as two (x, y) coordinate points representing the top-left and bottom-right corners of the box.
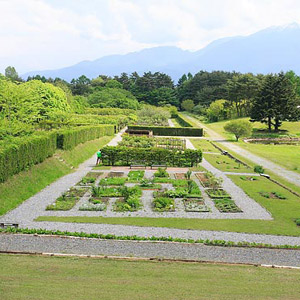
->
(1, 0), (300, 74)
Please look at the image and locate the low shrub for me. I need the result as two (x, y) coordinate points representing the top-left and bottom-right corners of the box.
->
(154, 168), (169, 178)
(127, 170), (145, 182)
(254, 165), (265, 174)
(99, 177), (126, 186)
(79, 202), (106, 211)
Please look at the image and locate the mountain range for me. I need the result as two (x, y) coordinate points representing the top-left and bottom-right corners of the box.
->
(22, 23), (300, 82)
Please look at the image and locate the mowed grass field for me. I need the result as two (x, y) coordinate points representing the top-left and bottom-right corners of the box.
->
(1, 254), (300, 300)
(0, 136), (112, 216)
(197, 116), (300, 174)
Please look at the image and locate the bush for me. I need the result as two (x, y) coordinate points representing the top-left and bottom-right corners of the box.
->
(154, 168), (169, 178)
(57, 125), (114, 150)
(0, 132), (57, 183)
(254, 165), (265, 174)
(101, 146), (202, 167)
(127, 125), (203, 137)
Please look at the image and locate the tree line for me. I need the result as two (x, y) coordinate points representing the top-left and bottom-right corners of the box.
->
(4, 66), (300, 131)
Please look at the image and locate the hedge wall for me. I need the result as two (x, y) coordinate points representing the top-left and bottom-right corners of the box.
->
(127, 125), (203, 137)
(0, 133), (57, 183)
(101, 146), (202, 167)
(57, 125), (114, 150)
(175, 114), (193, 127)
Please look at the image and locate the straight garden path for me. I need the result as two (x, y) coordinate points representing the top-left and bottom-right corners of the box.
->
(184, 114), (300, 187)
(1, 234), (300, 267)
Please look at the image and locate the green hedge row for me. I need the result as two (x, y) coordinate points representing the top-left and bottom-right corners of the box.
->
(101, 146), (202, 167)
(0, 133), (57, 183)
(175, 114), (193, 127)
(57, 125), (114, 150)
(127, 125), (203, 137)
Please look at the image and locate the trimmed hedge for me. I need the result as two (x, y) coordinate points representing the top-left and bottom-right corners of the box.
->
(101, 146), (202, 167)
(175, 114), (193, 127)
(127, 125), (203, 137)
(0, 133), (57, 183)
(57, 125), (114, 150)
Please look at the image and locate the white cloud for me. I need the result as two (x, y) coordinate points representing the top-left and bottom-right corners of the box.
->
(1, 0), (300, 73)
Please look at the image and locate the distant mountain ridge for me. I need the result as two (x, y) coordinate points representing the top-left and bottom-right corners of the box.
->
(22, 23), (300, 82)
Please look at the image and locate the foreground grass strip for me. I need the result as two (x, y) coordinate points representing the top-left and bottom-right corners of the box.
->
(0, 136), (112, 216)
(1, 254), (300, 300)
(2, 227), (300, 249)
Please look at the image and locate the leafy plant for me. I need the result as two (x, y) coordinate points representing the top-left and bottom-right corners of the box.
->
(154, 168), (169, 178)
(153, 197), (175, 212)
(214, 199), (242, 213)
(254, 165), (265, 174)
(79, 202), (106, 211)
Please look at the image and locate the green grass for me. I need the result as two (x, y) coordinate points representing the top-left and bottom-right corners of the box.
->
(191, 139), (218, 152)
(204, 153), (252, 173)
(1, 254), (300, 300)
(0, 136), (112, 216)
(196, 116), (300, 174)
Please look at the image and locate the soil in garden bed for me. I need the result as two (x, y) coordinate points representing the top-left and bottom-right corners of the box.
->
(107, 172), (125, 178)
(174, 173), (186, 180)
(195, 173), (219, 188)
(85, 172), (103, 178)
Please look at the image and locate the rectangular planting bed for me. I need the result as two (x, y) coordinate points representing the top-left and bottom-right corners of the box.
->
(213, 199), (242, 213)
(183, 199), (210, 212)
(205, 189), (231, 199)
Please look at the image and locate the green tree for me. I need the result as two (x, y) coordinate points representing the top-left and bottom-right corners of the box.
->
(250, 73), (300, 131)
(5, 66), (21, 82)
(181, 99), (194, 112)
(224, 120), (252, 141)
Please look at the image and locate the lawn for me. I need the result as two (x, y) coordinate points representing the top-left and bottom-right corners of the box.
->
(194, 116), (300, 174)
(0, 136), (112, 216)
(191, 139), (218, 153)
(1, 254), (300, 300)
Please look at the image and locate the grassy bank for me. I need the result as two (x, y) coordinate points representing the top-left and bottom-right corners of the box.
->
(1, 254), (300, 300)
(0, 136), (112, 216)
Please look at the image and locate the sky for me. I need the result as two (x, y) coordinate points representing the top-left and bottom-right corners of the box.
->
(1, 0), (300, 74)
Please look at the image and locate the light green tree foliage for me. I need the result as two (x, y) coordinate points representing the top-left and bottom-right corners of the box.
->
(0, 77), (71, 136)
(181, 99), (194, 112)
(206, 100), (227, 122)
(224, 119), (252, 141)
(136, 105), (171, 126)
(88, 88), (139, 109)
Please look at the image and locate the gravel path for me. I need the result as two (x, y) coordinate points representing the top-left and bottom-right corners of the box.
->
(1, 234), (300, 267)
(168, 119), (175, 127)
(184, 114), (300, 187)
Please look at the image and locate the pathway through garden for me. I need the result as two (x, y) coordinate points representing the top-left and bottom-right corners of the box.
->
(184, 114), (300, 187)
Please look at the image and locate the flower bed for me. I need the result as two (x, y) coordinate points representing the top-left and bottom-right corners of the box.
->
(259, 191), (287, 200)
(90, 186), (122, 197)
(213, 199), (242, 213)
(183, 199), (210, 212)
(113, 186), (142, 212)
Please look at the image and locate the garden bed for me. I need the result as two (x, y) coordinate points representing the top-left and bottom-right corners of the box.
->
(99, 177), (126, 186)
(213, 199), (242, 213)
(79, 197), (109, 211)
(127, 170), (145, 182)
(153, 197), (175, 212)
(107, 172), (124, 178)
(259, 191), (287, 200)
(183, 199), (210, 212)
(206, 189), (231, 199)
(195, 172), (222, 189)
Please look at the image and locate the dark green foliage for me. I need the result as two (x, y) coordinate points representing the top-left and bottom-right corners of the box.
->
(0, 132), (57, 183)
(127, 125), (203, 137)
(254, 165), (265, 174)
(101, 146), (202, 167)
(57, 125), (114, 150)
(153, 197), (175, 212)
(154, 168), (169, 178)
